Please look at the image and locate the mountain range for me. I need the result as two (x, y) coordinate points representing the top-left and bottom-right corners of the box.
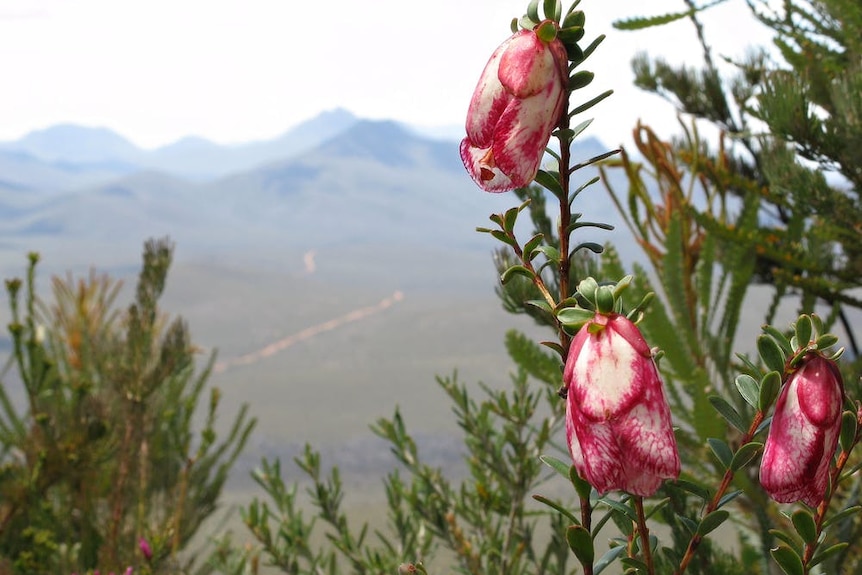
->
(0, 109), (626, 281)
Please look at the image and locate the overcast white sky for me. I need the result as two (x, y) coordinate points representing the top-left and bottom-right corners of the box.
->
(0, 0), (773, 149)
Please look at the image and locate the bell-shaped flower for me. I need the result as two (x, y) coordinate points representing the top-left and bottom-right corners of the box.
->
(760, 353), (844, 507)
(565, 313), (680, 496)
(460, 22), (568, 192)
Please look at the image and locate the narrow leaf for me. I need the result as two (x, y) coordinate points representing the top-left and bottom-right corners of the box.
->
(594, 545), (626, 575)
(500, 265), (534, 284)
(708, 395), (747, 433)
(791, 510), (817, 544)
(759, 371), (782, 412)
(533, 494), (580, 525)
(540, 454), (574, 478)
(734, 374), (760, 408)
(758, 333), (787, 373)
(697, 510), (729, 536)
(707, 437), (733, 469)
(730, 442), (763, 471)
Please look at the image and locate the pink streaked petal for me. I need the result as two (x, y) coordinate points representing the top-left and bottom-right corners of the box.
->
(465, 37), (514, 148)
(797, 356), (843, 427)
(607, 314), (652, 357)
(568, 325), (646, 421)
(490, 80), (564, 187)
(615, 390), (681, 480)
(498, 31), (558, 99)
(572, 415), (626, 494)
(566, 399), (586, 473)
(760, 372), (839, 506)
(459, 138), (515, 193)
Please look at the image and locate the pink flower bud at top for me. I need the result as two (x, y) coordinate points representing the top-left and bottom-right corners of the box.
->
(139, 536), (152, 561)
(760, 353), (844, 507)
(564, 313), (680, 496)
(460, 21), (568, 192)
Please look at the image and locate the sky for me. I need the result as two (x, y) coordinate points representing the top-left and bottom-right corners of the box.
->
(0, 0), (774, 149)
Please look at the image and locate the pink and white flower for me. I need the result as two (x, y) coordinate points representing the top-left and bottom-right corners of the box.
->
(760, 353), (844, 507)
(564, 313), (680, 496)
(460, 22), (568, 192)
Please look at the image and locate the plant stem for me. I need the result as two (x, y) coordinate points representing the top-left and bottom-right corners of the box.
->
(675, 410), (764, 575)
(634, 496), (655, 575)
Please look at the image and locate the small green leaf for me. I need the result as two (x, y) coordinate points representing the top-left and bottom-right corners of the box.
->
(566, 525), (594, 566)
(543, 0), (561, 22)
(503, 205), (520, 232)
(572, 241), (604, 255)
(791, 509), (817, 544)
(526, 0), (540, 23)
(535, 19), (558, 42)
(795, 315), (813, 348)
(570, 467), (592, 500)
(730, 442), (763, 471)
(595, 285), (614, 314)
(707, 438), (733, 469)
(519, 14), (538, 30)
(671, 479), (710, 501)
(759, 371), (782, 412)
(577, 277), (599, 302)
(556, 307), (595, 328)
(734, 374), (760, 408)
(569, 89), (613, 117)
(815, 334), (839, 350)
(526, 299), (553, 314)
(769, 528), (802, 550)
(535, 169), (564, 196)
(840, 410), (857, 452)
(570, 118), (593, 141)
(708, 395), (747, 433)
(594, 544), (626, 575)
(810, 542), (850, 567)
(717, 490), (744, 509)
(490, 229), (516, 247)
(533, 494), (580, 525)
(771, 544), (804, 575)
(758, 333), (787, 373)
(568, 70), (594, 90)
(540, 454), (573, 478)
(822, 505), (862, 529)
(534, 245), (561, 264)
(523, 233), (544, 257)
(762, 324), (792, 354)
(619, 557), (648, 572)
(500, 265), (534, 284)
(563, 9), (585, 28)
(599, 498), (638, 523)
(697, 510), (729, 536)
(558, 26), (586, 44)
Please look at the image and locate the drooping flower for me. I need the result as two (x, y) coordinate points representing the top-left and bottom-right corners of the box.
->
(460, 21), (568, 192)
(760, 353), (844, 507)
(564, 312), (680, 496)
(139, 536), (152, 561)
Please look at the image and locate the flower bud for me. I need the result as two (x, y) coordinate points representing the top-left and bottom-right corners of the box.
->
(564, 313), (680, 496)
(460, 22), (568, 192)
(760, 353), (843, 507)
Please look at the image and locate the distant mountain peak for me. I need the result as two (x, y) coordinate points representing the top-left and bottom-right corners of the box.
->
(2, 123), (141, 164)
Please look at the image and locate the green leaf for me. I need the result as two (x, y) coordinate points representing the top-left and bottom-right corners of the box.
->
(558, 26), (586, 44)
(523, 233), (544, 257)
(612, 0), (725, 30)
(672, 479), (710, 501)
(577, 277), (599, 302)
(707, 437), (733, 469)
(791, 509), (817, 544)
(795, 314), (813, 348)
(735, 374), (760, 408)
(761, 324), (792, 355)
(771, 545), (804, 575)
(563, 9), (584, 28)
(535, 169), (564, 196)
(599, 498), (638, 523)
(815, 334), (839, 350)
(595, 285), (614, 314)
(556, 307), (595, 328)
(810, 542), (850, 567)
(619, 557), (648, 572)
(594, 544), (626, 575)
(730, 442), (763, 471)
(526, 0), (540, 23)
(570, 118), (593, 141)
(758, 333), (787, 373)
(541, 454), (574, 478)
(717, 490), (743, 509)
(822, 505), (861, 529)
(533, 494), (580, 525)
(503, 204), (521, 232)
(566, 525), (594, 566)
(490, 229), (516, 247)
(570, 467), (592, 500)
(534, 245), (561, 264)
(569, 70), (594, 90)
(708, 395), (747, 433)
(759, 371), (782, 412)
(697, 510), (729, 536)
(543, 0), (561, 22)
(500, 265), (534, 284)
(569, 89), (613, 116)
